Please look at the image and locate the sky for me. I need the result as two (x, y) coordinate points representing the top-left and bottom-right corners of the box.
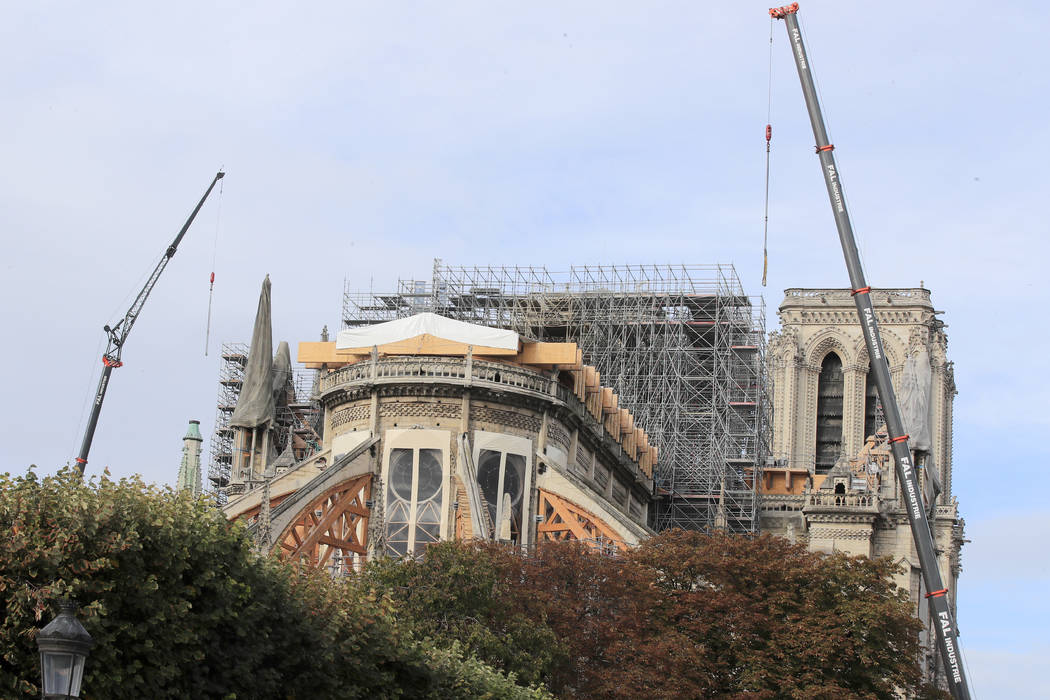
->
(1, 1), (1046, 693)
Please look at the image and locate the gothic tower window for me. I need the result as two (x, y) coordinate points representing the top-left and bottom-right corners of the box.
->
(815, 352), (844, 473)
(864, 363), (881, 442)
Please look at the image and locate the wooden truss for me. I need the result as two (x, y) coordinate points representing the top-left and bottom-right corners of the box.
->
(536, 489), (627, 552)
(275, 474), (372, 574)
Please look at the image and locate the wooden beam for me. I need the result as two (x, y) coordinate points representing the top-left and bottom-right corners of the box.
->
(619, 410), (633, 434)
(298, 341), (363, 368)
(584, 366), (599, 391)
(317, 534), (367, 555)
(518, 341), (579, 366)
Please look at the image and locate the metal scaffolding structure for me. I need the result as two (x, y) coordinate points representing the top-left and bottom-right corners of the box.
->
(207, 343), (247, 500)
(207, 343), (323, 503)
(343, 261), (769, 533)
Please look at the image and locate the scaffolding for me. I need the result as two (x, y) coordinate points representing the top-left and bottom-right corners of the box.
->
(208, 343), (323, 503)
(207, 343), (247, 501)
(343, 261), (770, 533)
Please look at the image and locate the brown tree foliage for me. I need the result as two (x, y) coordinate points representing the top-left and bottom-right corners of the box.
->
(367, 532), (942, 699)
(630, 530), (933, 699)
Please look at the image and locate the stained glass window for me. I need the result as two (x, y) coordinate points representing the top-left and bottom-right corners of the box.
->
(477, 448), (526, 544)
(385, 447), (445, 557)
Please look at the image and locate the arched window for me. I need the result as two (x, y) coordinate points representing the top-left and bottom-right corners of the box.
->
(815, 352), (844, 473)
(864, 363), (881, 442)
(477, 449), (526, 544)
(385, 447), (445, 558)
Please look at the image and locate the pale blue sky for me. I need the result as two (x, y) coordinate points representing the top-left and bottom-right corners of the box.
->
(2, 2), (1045, 694)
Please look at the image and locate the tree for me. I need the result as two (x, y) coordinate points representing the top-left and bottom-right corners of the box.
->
(631, 530), (938, 699)
(362, 535), (941, 699)
(0, 468), (550, 699)
(356, 540), (566, 688)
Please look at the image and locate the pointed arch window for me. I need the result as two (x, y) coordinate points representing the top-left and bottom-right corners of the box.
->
(385, 447), (444, 557)
(477, 449), (526, 544)
(815, 352), (844, 473)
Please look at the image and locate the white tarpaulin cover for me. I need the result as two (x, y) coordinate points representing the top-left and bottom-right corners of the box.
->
(336, 312), (519, 351)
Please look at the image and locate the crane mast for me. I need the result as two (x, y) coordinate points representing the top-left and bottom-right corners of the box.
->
(769, 4), (971, 697)
(74, 171), (225, 476)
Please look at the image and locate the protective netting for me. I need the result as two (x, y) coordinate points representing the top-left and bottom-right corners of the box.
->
(230, 276), (275, 429)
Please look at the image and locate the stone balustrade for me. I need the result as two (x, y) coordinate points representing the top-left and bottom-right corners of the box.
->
(782, 288), (931, 303)
(806, 492), (879, 510)
(320, 356), (554, 396)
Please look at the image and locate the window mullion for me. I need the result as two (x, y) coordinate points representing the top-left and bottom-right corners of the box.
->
(494, 451), (507, 536)
(408, 448), (419, 552)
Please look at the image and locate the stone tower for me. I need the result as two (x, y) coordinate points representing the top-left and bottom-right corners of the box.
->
(761, 287), (964, 686)
(766, 287), (956, 495)
(177, 419), (204, 496)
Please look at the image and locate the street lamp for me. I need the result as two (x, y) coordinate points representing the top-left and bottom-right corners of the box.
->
(35, 600), (94, 699)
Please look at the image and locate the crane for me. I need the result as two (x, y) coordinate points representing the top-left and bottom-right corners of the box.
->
(769, 4), (972, 698)
(74, 170), (225, 476)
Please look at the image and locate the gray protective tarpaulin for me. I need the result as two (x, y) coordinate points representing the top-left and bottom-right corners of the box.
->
(899, 344), (941, 511)
(899, 346), (933, 452)
(230, 276), (275, 429)
(272, 340), (292, 408)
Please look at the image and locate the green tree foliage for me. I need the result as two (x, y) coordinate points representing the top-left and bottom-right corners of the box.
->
(357, 541), (566, 687)
(363, 534), (942, 699)
(0, 468), (549, 699)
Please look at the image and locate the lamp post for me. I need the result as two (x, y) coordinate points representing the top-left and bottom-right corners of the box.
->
(35, 600), (94, 699)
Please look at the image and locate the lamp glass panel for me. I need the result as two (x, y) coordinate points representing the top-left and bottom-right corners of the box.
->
(69, 655), (85, 696)
(41, 652), (77, 695)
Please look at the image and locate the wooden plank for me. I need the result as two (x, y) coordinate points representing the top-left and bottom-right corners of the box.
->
(298, 341), (354, 366)
(584, 366), (600, 391)
(518, 341), (579, 366)
(619, 409), (633, 434)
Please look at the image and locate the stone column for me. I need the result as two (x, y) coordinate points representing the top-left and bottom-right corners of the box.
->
(798, 363), (820, 470)
(843, 363), (866, 457)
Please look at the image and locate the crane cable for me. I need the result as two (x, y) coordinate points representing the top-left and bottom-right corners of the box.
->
(762, 17), (774, 287)
(204, 171), (225, 356)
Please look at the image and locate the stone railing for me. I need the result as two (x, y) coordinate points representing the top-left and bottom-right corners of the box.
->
(806, 492), (878, 510)
(934, 503), (958, 519)
(320, 356), (554, 398)
(782, 288), (931, 304)
(760, 494), (805, 512)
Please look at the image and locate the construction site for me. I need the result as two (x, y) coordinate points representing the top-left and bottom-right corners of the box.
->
(207, 341), (323, 502)
(338, 260), (769, 534)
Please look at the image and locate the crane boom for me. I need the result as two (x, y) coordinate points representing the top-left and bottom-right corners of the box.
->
(769, 5), (971, 697)
(74, 170), (225, 476)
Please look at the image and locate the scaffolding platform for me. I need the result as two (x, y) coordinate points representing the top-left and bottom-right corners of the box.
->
(343, 261), (770, 534)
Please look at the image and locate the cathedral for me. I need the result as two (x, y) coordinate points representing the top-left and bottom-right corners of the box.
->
(196, 276), (965, 689)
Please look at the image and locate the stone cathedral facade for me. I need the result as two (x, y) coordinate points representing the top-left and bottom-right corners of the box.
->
(760, 287), (965, 685)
